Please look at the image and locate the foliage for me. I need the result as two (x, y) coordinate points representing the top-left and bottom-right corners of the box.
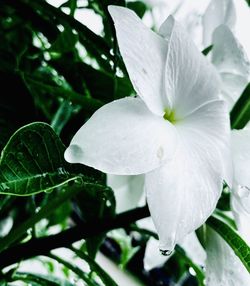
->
(0, 0), (249, 285)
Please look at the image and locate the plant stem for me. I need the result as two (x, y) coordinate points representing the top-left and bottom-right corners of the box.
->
(0, 206), (150, 269)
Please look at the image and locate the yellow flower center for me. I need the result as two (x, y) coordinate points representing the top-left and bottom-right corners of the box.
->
(163, 109), (176, 123)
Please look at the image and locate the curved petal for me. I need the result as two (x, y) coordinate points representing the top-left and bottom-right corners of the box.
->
(232, 127), (250, 188)
(145, 100), (231, 250)
(144, 237), (172, 271)
(159, 16), (221, 118)
(220, 73), (249, 111)
(231, 188), (250, 244)
(64, 97), (177, 175)
(206, 227), (250, 286)
(108, 6), (168, 116)
(202, 0), (236, 47)
(212, 25), (250, 108)
(107, 174), (145, 213)
(180, 232), (206, 267)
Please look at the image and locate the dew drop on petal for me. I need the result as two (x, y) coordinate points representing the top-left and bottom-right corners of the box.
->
(64, 144), (83, 163)
(159, 249), (172, 256)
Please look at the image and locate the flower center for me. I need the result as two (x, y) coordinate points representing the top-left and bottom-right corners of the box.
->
(163, 109), (176, 123)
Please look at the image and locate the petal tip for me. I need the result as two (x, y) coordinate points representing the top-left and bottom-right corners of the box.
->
(64, 144), (84, 164)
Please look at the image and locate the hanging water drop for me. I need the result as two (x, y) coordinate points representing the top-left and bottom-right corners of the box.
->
(159, 249), (172, 256)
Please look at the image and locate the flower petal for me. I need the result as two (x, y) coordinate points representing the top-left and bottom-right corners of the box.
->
(108, 5), (169, 116)
(231, 187), (250, 245)
(159, 16), (221, 118)
(220, 73), (249, 111)
(232, 127), (250, 188)
(144, 237), (172, 271)
(212, 25), (250, 109)
(64, 97), (177, 175)
(206, 227), (250, 286)
(145, 100), (231, 250)
(202, 0), (236, 47)
(107, 174), (145, 213)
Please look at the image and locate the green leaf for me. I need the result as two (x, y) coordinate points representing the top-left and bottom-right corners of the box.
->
(75, 180), (116, 258)
(127, 1), (147, 18)
(0, 122), (81, 196)
(202, 45), (213, 56)
(207, 216), (250, 272)
(9, 272), (63, 286)
(50, 26), (78, 54)
(48, 253), (97, 286)
(70, 246), (118, 286)
(230, 82), (250, 129)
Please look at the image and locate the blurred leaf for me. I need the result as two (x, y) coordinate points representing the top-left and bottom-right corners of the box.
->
(127, 1), (147, 18)
(50, 26), (78, 54)
(230, 82), (250, 129)
(10, 272), (62, 286)
(75, 181), (116, 258)
(51, 101), (74, 136)
(0, 122), (81, 196)
(70, 246), (118, 286)
(48, 253), (98, 286)
(202, 45), (213, 56)
(207, 215), (250, 272)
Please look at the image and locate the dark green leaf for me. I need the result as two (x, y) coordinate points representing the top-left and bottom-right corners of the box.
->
(70, 246), (118, 286)
(0, 122), (81, 196)
(127, 1), (147, 18)
(75, 181), (116, 258)
(207, 216), (250, 272)
(202, 45), (213, 56)
(48, 253), (98, 286)
(50, 27), (78, 54)
(230, 83), (250, 129)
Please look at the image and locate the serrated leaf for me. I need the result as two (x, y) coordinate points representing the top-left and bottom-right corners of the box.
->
(230, 82), (250, 129)
(0, 122), (80, 196)
(207, 216), (250, 273)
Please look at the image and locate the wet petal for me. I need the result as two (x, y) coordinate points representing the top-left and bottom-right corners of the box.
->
(202, 0), (236, 47)
(65, 97), (177, 175)
(232, 127), (250, 188)
(108, 5), (169, 115)
(107, 174), (145, 213)
(159, 16), (221, 118)
(231, 187), (250, 245)
(212, 25), (250, 109)
(144, 237), (172, 271)
(206, 227), (250, 286)
(145, 100), (231, 250)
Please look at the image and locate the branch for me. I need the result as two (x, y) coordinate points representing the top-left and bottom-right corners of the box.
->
(0, 206), (150, 269)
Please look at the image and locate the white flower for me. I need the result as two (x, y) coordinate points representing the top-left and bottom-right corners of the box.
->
(64, 6), (231, 251)
(202, 0), (236, 48)
(137, 217), (206, 271)
(209, 25), (250, 110)
(107, 174), (145, 213)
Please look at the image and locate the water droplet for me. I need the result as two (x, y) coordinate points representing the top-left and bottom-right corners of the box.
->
(157, 146), (164, 160)
(237, 186), (250, 198)
(74, 177), (83, 185)
(17, 152), (23, 160)
(44, 188), (53, 194)
(159, 249), (172, 256)
(1, 183), (10, 191)
(64, 144), (84, 163)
